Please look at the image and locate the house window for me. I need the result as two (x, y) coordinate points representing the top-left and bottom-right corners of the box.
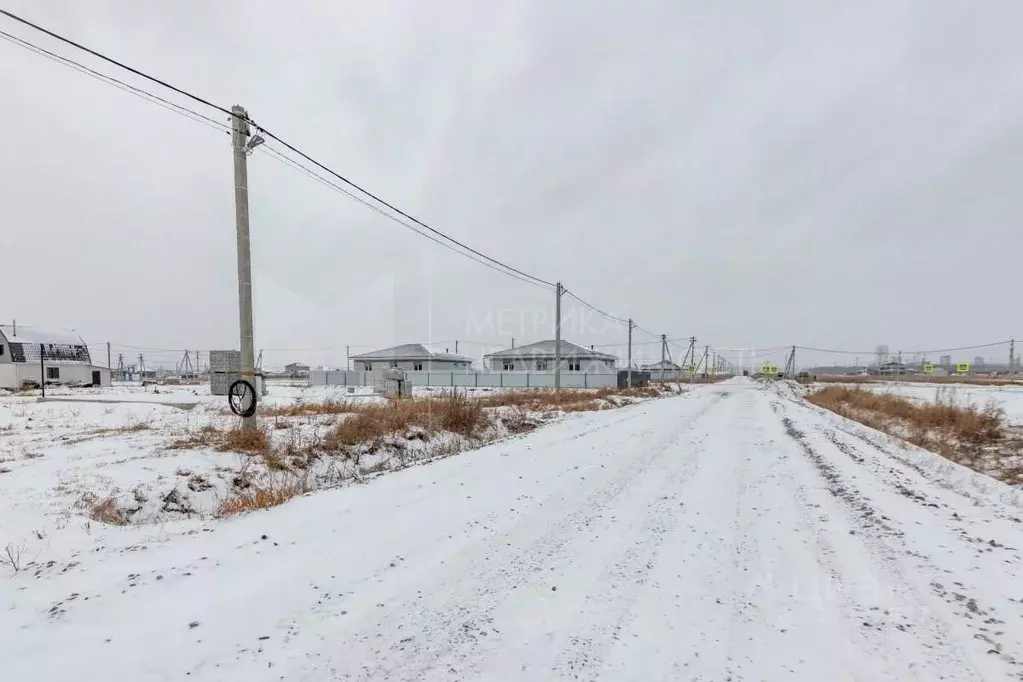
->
(503, 361), (514, 371)
(46, 367), (60, 380)
(570, 361), (580, 371)
(0, 343), (4, 356)
(413, 363), (423, 371)
(365, 362), (372, 371)
(536, 361), (548, 371)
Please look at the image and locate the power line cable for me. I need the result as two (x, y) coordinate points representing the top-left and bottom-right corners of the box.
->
(795, 341), (1010, 357)
(0, 28), (229, 134)
(0, 8), (554, 289)
(562, 289), (630, 325)
(1, 8), (684, 341)
(904, 340), (1009, 355)
(257, 145), (548, 289)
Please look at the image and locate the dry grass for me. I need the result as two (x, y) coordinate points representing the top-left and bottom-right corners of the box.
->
(215, 475), (311, 517)
(474, 386), (660, 409)
(261, 398), (356, 417)
(815, 374), (1023, 387)
(807, 385), (1008, 468)
(322, 394), (487, 452)
(80, 493), (129, 525)
(169, 424), (271, 454)
(220, 425), (273, 453)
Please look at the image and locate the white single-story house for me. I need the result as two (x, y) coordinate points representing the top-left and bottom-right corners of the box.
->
(0, 325), (111, 389)
(641, 359), (681, 372)
(484, 340), (617, 373)
(350, 343), (474, 372)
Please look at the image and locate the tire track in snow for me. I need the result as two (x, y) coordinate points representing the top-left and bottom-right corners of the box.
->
(303, 393), (729, 681)
(776, 396), (1022, 678)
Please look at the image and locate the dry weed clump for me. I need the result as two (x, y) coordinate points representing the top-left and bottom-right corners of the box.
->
(79, 493), (129, 525)
(220, 425), (273, 453)
(807, 385), (1008, 467)
(322, 395), (487, 452)
(215, 474), (311, 517)
(261, 398), (356, 417)
(169, 424), (271, 454)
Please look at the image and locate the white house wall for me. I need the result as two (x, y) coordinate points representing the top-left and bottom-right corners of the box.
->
(5, 363), (110, 388)
(353, 359), (472, 372)
(487, 358), (616, 373)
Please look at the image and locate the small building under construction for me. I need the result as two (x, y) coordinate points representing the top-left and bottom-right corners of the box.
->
(0, 325), (110, 389)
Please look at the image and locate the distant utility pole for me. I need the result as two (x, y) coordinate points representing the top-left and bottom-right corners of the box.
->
(554, 282), (563, 391)
(39, 344), (45, 398)
(231, 104), (260, 429)
(784, 345), (796, 378)
(455, 340), (459, 354)
(107, 342), (111, 372)
(1010, 339), (1016, 374)
(703, 345), (710, 377)
(688, 337), (696, 383)
(346, 345), (350, 371)
(627, 318), (634, 388)
(897, 350), (902, 382)
(660, 334), (667, 381)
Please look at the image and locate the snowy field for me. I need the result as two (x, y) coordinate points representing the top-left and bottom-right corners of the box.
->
(5, 378), (1023, 679)
(0, 381), (657, 572)
(820, 381), (1023, 426)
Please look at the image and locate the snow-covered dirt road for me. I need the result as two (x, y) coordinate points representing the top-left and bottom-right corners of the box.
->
(5, 377), (1023, 680)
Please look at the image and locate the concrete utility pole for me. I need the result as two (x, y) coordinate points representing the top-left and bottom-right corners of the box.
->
(231, 104), (257, 429)
(627, 318), (634, 388)
(554, 282), (563, 391)
(455, 340), (459, 354)
(688, 337), (697, 383)
(39, 344), (45, 398)
(660, 334), (667, 381)
(1010, 339), (1016, 373)
(897, 350), (902, 382)
(107, 342), (111, 372)
(703, 345), (710, 376)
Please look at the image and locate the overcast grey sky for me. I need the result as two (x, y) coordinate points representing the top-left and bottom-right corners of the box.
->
(2, 1), (1022, 369)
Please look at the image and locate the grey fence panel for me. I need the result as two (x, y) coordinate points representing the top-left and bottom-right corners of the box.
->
(500, 374), (529, 388)
(528, 373), (555, 388)
(475, 374), (504, 388)
(309, 371), (619, 389)
(561, 373), (586, 388)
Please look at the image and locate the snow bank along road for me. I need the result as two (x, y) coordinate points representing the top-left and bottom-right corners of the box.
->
(5, 377), (1023, 680)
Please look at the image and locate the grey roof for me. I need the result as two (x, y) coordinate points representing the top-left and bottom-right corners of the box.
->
(484, 339), (616, 361)
(641, 359), (681, 371)
(0, 325), (87, 347)
(351, 343), (472, 364)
